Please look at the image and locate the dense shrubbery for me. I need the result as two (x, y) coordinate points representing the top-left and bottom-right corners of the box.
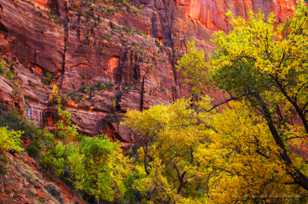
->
(0, 58), (15, 80)
(36, 103), (134, 203)
(0, 126), (23, 172)
(41, 108), (131, 202)
(0, 103), (54, 159)
(0, 126), (23, 175)
(41, 134), (132, 202)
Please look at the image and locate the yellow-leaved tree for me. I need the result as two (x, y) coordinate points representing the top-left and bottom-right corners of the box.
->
(124, 97), (307, 203)
(208, 2), (308, 191)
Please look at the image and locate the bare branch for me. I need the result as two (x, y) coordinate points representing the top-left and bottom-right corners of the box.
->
(201, 92), (254, 113)
(203, 96), (238, 112)
(295, 82), (308, 101)
(286, 136), (308, 141)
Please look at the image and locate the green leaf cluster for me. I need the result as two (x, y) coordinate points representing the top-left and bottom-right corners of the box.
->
(177, 41), (208, 94)
(0, 127), (23, 153)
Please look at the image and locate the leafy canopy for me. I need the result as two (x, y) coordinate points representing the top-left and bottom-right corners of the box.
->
(124, 97), (307, 203)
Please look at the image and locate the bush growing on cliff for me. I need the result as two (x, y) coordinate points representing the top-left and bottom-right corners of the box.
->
(0, 58), (6, 75)
(0, 102), (132, 203)
(39, 102), (133, 203)
(0, 127), (23, 154)
(41, 135), (132, 203)
(0, 103), (54, 159)
(0, 127), (23, 174)
(0, 58), (15, 81)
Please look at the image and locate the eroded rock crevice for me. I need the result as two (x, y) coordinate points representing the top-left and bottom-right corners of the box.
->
(139, 75), (145, 111)
(48, 0), (60, 16)
(59, 1), (69, 88)
(154, 0), (179, 100)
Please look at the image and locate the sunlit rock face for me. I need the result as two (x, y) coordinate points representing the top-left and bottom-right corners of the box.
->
(176, 0), (296, 31)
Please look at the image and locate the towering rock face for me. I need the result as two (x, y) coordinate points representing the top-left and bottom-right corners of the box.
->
(0, 0), (297, 138)
(176, 0), (296, 31)
(0, 0), (177, 138)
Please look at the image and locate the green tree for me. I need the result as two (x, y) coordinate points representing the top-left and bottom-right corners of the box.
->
(124, 97), (308, 203)
(208, 2), (308, 190)
(65, 136), (131, 202)
(195, 101), (307, 203)
(177, 40), (208, 96)
(40, 104), (132, 203)
(124, 99), (205, 202)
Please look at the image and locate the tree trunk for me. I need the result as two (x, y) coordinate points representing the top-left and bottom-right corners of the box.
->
(255, 94), (308, 190)
(174, 163), (186, 194)
(274, 79), (308, 133)
(143, 144), (150, 175)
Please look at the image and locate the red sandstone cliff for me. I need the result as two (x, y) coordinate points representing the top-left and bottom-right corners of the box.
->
(0, 0), (297, 137)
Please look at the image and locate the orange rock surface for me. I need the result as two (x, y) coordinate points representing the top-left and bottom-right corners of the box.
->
(177, 0), (296, 31)
(34, 0), (49, 9)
